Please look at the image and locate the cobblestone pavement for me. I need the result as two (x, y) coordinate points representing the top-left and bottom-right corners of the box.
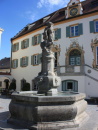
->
(0, 95), (98, 130)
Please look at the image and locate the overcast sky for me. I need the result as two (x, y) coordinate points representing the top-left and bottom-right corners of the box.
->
(0, 0), (84, 59)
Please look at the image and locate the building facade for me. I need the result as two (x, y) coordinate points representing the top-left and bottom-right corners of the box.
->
(0, 57), (11, 89)
(11, 0), (98, 99)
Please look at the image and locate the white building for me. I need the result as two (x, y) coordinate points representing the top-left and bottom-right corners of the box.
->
(11, 0), (98, 99)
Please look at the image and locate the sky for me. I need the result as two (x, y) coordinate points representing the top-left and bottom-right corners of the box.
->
(0, 0), (84, 60)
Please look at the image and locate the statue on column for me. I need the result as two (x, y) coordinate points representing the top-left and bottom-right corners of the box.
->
(41, 22), (54, 52)
(34, 22), (61, 95)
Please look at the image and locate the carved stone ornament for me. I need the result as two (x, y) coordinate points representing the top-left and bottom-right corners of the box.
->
(65, 39), (85, 65)
(91, 35), (98, 68)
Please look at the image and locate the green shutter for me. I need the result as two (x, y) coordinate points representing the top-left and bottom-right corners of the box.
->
(16, 59), (18, 68)
(21, 41), (23, 49)
(90, 21), (95, 33)
(27, 39), (29, 47)
(17, 43), (19, 51)
(26, 57), (28, 66)
(62, 81), (67, 91)
(12, 45), (15, 52)
(20, 58), (22, 67)
(57, 28), (61, 39)
(31, 55), (33, 65)
(74, 81), (78, 92)
(66, 26), (70, 37)
(32, 37), (35, 45)
(31, 55), (35, 65)
(78, 23), (83, 35)
(38, 34), (42, 44)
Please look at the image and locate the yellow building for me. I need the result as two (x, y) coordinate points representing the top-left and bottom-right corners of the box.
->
(0, 57), (10, 90)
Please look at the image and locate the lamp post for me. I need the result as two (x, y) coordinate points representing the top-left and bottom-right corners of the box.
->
(0, 28), (4, 48)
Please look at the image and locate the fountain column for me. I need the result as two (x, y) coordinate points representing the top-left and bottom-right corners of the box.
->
(34, 22), (61, 94)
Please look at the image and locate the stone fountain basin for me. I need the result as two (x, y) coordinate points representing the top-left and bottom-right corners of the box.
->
(8, 92), (88, 129)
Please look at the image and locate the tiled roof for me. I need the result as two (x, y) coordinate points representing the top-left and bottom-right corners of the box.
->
(0, 58), (10, 69)
(11, 0), (98, 41)
(0, 72), (11, 75)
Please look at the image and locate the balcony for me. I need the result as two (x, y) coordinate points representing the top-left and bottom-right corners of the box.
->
(57, 65), (85, 76)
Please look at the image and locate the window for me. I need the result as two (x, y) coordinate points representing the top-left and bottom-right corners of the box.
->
(0, 81), (2, 87)
(12, 43), (19, 52)
(91, 39), (98, 68)
(34, 55), (38, 65)
(62, 80), (78, 92)
(32, 34), (41, 46)
(69, 49), (81, 65)
(21, 39), (29, 49)
(54, 28), (61, 40)
(34, 36), (38, 45)
(90, 20), (98, 33)
(21, 79), (26, 90)
(12, 59), (18, 69)
(20, 57), (28, 67)
(32, 80), (38, 91)
(31, 54), (42, 66)
(96, 46), (98, 65)
(70, 25), (79, 37)
(66, 23), (83, 37)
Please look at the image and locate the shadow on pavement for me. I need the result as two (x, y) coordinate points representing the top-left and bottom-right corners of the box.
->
(0, 111), (25, 129)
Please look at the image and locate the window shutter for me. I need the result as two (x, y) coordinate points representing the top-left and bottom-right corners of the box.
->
(62, 81), (67, 91)
(57, 28), (61, 39)
(32, 37), (35, 45)
(74, 81), (78, 92)
(21, 41), (23, 49)
(12, 45), (15, 52)
(16, 59), (18, 68)
(27, 39), (29, 47)
(37, 53), (42, 64)
(26, 57), (28, 66)
(38, 34), (42, 44)
(11, 60), (13, 68)
(78, 23), (83, 35)
(31, 55), (34, 65)
(20, 58), (22, 67)
(90, 21), (95, 33)
(17, 43), (19, 51)
(66, 26), (70, 37)
(31, 55), (33, 65)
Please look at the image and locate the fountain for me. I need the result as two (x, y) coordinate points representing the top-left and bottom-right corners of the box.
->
(8, 22), (88, 130)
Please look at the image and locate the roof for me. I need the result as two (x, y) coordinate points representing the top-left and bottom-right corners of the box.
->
(11, 0), (98, 41)
(0, 58), (10, 69)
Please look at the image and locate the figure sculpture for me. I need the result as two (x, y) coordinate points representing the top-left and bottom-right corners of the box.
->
(41, 22), (54, 51)
(34, 22), (61, 94)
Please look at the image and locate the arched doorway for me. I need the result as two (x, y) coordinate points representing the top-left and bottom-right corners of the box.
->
(65, 42), (85, 66)
(4, 79), (9, 90)
(69, 49), (81, 65)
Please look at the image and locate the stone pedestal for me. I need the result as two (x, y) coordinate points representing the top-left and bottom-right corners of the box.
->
(8, 92), (88, 130)
(34, 47), (61, 94)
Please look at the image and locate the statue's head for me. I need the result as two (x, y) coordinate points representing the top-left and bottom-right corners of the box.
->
(46, 22), (53, 27)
